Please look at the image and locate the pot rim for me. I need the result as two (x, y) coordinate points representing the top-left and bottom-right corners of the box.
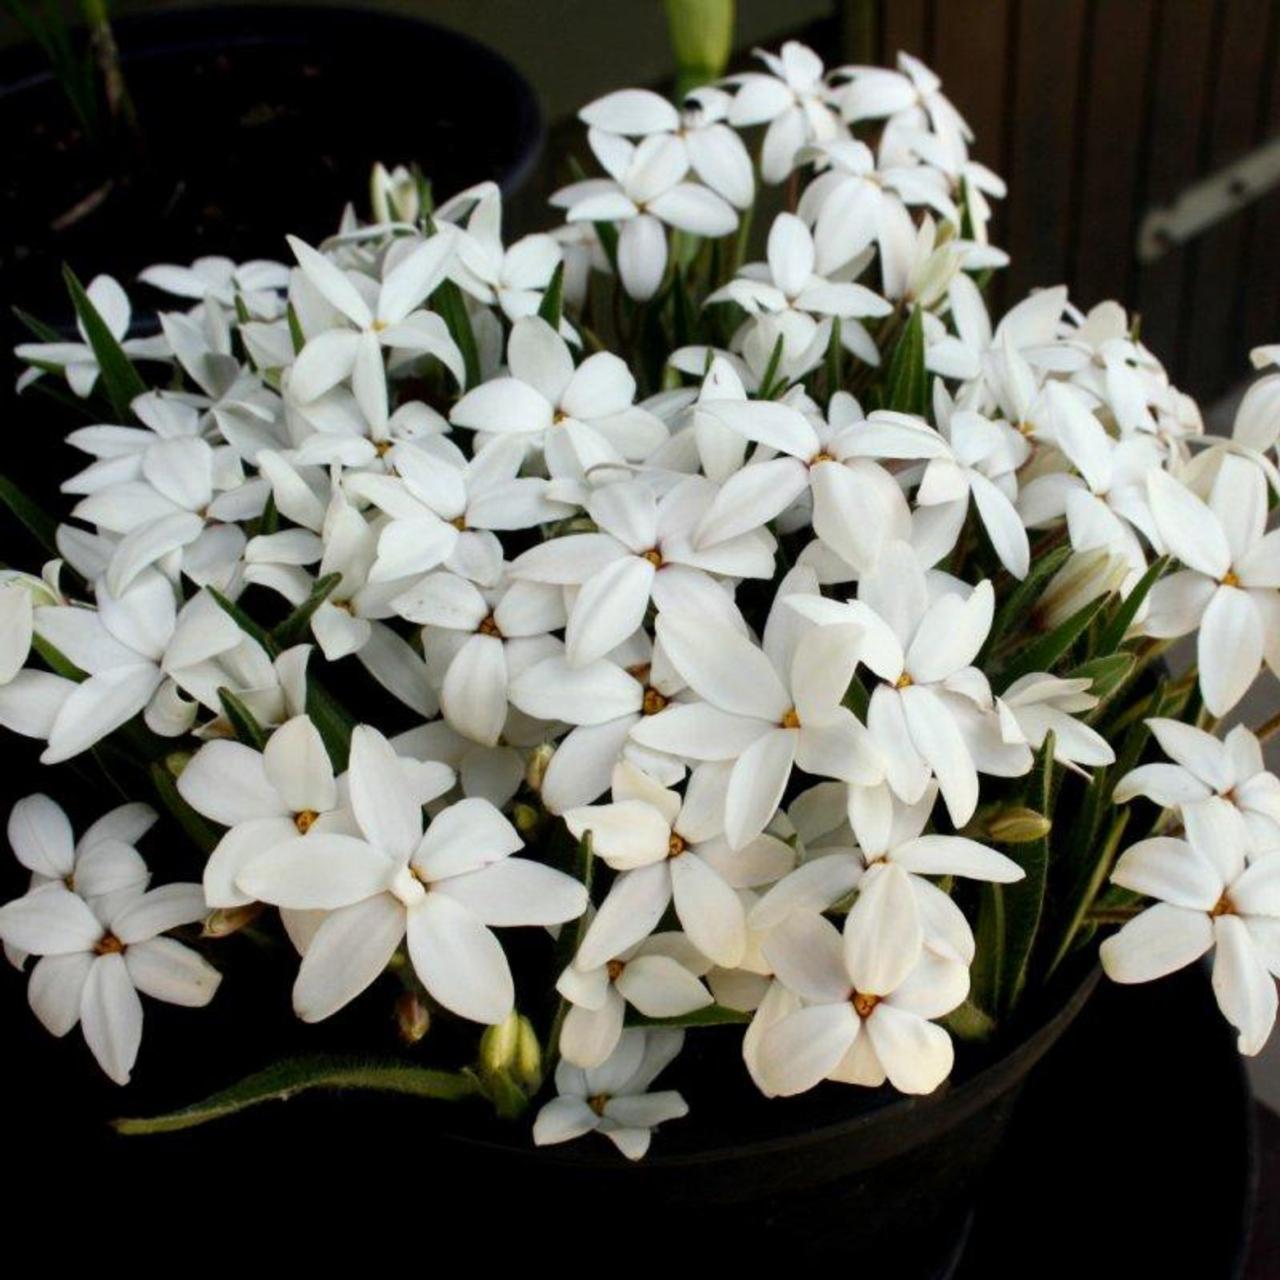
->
(0, 4), (545, 199)
(449, 962), (1103, 1171)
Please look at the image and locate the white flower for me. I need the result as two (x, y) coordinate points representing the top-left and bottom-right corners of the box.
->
(634, 570), (883, 848)
(564, 761), (749, 967)
(1101, 798), (1280, 1054)
(557, 930), (712, 1068)
(845, 390), (1031, 577)
(286, 232), (462, 431)
(533, 1027), (687, 1159)
(139, 255), (289, 319)
(0, 873), (217, 1084)
(436, 182), (567, 328)
(15, 275), (168, 397)
(237, 725), (586, 1024)
(553, 130), (737, 300)
(996, 673), (1116, 772)
(397, 571), (564, 746)
(786, 541), (997, 825)
(1143, 455), (1280, 714)
(727, 42), (842, 183)
(695, 384), (910, 574)
(509, 475), (773, 668)
(1114, 720), (1280, 849)
(709, 212), (891, 331)
(3, 793), (153, 968)
(838, 52), (971, 160)
(451, 316), (668, 468)
(755, 902), (966, 1096)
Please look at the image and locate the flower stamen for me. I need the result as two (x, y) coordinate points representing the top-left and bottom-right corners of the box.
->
(852, 991), (880, 1018)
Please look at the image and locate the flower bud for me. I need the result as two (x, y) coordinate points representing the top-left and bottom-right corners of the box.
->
(480, 1010), (521, 1076)
(1036, 549), (1127, 630)
(514, 1015), (543, 1092)
(512, 803), (540, 834)
(202, 903), (264, 938)
(525, 743), (555, 792)
(664, 0), (734, 96)
(985, 807), (1052, 844)
(164, 750), (193, 778)
(370, 162), (420, 225)
(395, 991), (431, 1045)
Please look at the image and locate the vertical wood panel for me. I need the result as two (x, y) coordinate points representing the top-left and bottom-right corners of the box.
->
(1238, 5), (1280, 361)
(879, 0), (928, 62)
(931, 0), (1012, 170)
(1133, 1), (1218, 377)
(1068, 0), (1157, 311)
(1180, 0), (1272, 397)
(1004, 0), (1089, 299)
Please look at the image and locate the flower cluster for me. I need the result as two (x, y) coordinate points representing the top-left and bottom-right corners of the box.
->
(2, 43), (1278, 1157)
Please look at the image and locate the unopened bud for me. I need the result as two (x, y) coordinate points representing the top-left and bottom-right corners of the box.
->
(165, 750), (193, 778)
(986, 807), (1052, 844)
(480, 1010), (521, 1076)
(525, 743), (555, 792)
(395, 991), (431, 1045)
(514, 1015), (543, 1091)
(664, 0), (734, 96)
(202, 903), (264, 938)
(1037, 549), (1127, 630)
(370, 162), (420, 225)
(512, 803), (540, 834)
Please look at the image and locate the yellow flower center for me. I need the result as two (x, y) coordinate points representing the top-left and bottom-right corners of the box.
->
(294, 809), (319, 834)
(95, 933), (125, 957)
(1221, 570), (1241, 588)
(894, 672), (914, 690)
(667, 833), (687, 858)
(852, 991), (880, 1018)
(781, 707), (801, 729)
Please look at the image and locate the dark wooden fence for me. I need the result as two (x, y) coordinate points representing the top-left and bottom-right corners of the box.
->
(831, 0), (1280, 404)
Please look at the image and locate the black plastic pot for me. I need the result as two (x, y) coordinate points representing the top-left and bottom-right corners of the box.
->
(0, 5), (543, 334)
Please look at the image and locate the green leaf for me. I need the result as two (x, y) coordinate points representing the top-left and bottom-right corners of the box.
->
(628, 1003), (752, 1028)
(997, 732), (1054, 1015)
(546, 832), (596, 1059)
(884, 306), (926, 416)
(1094, 555), (1170, 656)
(430, 278), (481, 390)
(842, 672), (870, 721)
(997, 592), (1112, 690)
(62, 265), (147, 421)
(12, 305), (65, 344)
(208, 589), (278, 658)
(671, 264), (697, 348)
(0, 473), (60, 556)
(980, 543), (1072, 663)
(31, 633), (85, 681)
(1046, 808), (1131, 977)
(218, 687), (268, 751)
(270, 572), (342, 648)
(940, 999), (997, 1043)
(756, 332), (786, 400)
(824, 315), (843, 395)
(1066, 652), (1135, 701)
(286, 303), (306, 356)
(537, 261), (566, 331)
(149, 761), (221, 854)
(969, 881), (1005, 1018)
(112, 1054), (479, 1135)
(306, 678), (355, 772)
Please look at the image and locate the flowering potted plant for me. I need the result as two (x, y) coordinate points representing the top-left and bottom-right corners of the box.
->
(2, 36), (1278, 1263)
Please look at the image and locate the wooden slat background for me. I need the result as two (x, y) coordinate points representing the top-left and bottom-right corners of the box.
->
(824, 0), (1280, 404)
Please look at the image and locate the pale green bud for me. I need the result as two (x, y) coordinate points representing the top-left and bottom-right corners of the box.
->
(395, 991), (431, 1045)
(1037, 549), (1127, 630)
(525, 743), (555, 792)
(664, 0), (734, 97)
(985, 807), (1052, 844)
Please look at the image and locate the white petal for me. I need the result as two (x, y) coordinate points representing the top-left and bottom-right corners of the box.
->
(865, 1003), (954, 1093)
(724, 727), (797, 849)
(293, 893), (406, 1021)
(124, 936), (221, 1006)
(406, 893), (514, 1024)
(80, 953), (143, 1084)
(28, 951), (92, 1036)
(758, 1002), (859, 1096)
(576, 863), (672, 971)
(1099, 902), (1214, 983)
(1198, 585), (1263, 716)
(8, 794), (75, 878)
(1212, 914), (1278, 1055)
(348, 725), (422, 859)
(844, 862), (922, 995)
(670, 851), (746, 966)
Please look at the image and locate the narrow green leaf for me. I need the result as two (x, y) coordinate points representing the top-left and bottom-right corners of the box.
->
(12, 305), (65, 344)
(536, 261), (566, 330)
(756, 332), (786, 400)
(0, 473), (60, 556)
(62, 265), (147, 421)
(1047, 808), (1131, 976)
(884, 306), (926, 415)
(306, 678), (355, 772)
(218, 687), (269, 751)
(149, 761), (221, 854)
(270, 572), (342, 648)
(842, 672), (870, 721)
(1095, 555), (1170, 655)
(430, 278), (481, 390)
(547, 832), (596, 1064)
(997, 732), (1054, 1015)
(208, 588), (278, 658)
(969, 881), (1005, 1018)
(940, 998), (997, 1043)
(980, 543), (1072, 663)
(286, 303), (306, 356)
(31, 633), (85, 681)
(592, 219), (620, 274)
(628, 1003), (752, 1028)
(671, 265), (697, 348)
(824, 315), (843, 394)
(113, 1054), (479, 1135)
(1067, 652), (1135, 702)
(997, 592), (1112, 690)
